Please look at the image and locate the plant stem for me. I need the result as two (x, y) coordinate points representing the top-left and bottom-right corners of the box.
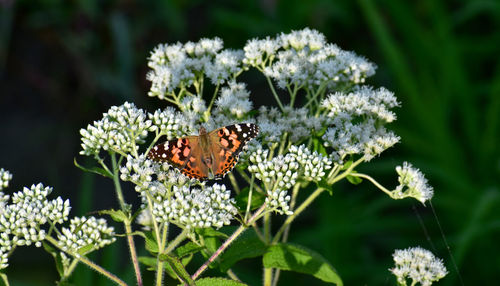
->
(265, 75), (285, 111)
(164, 229), (188, 254)
(272, 187), (325, 244)
(228, 172), (240, 194)
(192, 204), (267, 280)
(111, 153), (143, 286)
(45, 236), (127, 286)
(349, 173), (392, 196)
(263, 211), (272, 286)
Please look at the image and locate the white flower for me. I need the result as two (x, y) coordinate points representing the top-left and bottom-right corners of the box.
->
(248, 148), (299, 191)
(322, 86), (399, 122)
(289, 145), (332, 181)
(0, 169), (12, 191)
(243, 37), (280, 67)
(205, 49), (244, 85)
(265, 189), (293, 215)
(80, 102), (152, 156)
(0, 184), (71, 248)
(150, 183), (237, 231)
(390, 247), (447, 286)
(149, 107), (195, 140)
(0, 233), (13, 269)
(393, 162), (434, 204)
(257, 106), (327, 145)
(58, 216), (115, 253)
(280, 28), (326, 51)
(214, 81), (253, 119)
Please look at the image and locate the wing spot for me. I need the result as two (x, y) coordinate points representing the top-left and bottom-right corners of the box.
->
(220, 138), (229, 147)
(162, 153), (167, 158)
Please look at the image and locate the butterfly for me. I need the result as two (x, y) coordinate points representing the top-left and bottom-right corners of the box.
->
(148, 123), (259, 181)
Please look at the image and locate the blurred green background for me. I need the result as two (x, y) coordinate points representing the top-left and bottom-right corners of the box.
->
(1, 0), (499, 285)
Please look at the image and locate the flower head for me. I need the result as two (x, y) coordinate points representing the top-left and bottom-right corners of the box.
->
(80, 102), (152, 156)
(0, 169), (12, 191)
(289, 145), (332, 182)
(150, 183), (237, 231)
(393, 162), (434, 204)
(322, 86), (400, 160)
(58, 216), (115, 254)
(390, 246), (447, 286)
(0, 184), (71, 248)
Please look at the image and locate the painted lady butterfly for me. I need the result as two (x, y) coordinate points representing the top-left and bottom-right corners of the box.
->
(148, 123), (259, 181)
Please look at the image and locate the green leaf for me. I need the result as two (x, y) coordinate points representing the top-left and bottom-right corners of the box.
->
(196, 227), (229, 239)
(159, 254), (195, 286)
(99, 209), (128, 223)
(138, 256), (157, 271)
(74, 158), (113, 178)
(42, 242), (65, 278)
(174, 242), (204, 258)
(144, 231), (159, 254)
(235, 187), (266, 211)
(346, 174), (363, 185)
(219, 229), (268, 272)
(263, 243), (343, 285)
(77, 244), (94, 255)
(192, 277), (248, 286)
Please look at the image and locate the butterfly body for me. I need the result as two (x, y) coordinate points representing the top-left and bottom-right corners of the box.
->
(148, 123), (259, 181)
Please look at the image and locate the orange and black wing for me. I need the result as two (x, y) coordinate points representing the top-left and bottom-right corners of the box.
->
(148, 136), (209, 180)
(208, 123), (259, 179)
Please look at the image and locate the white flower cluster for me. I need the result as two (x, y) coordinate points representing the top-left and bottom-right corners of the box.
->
(393, 162), (434, 204)
(147, 38), (244, 99)
(120, 154), (156, 190)
(214, 81), (253, 119)
(80, 102), (152, 156)
(243, 28), (375, 90)
(0, 184), (70, 250)
(390, 246), (447, 286)
(150, 183), (237, 231)
(0, 233), (13, 269)
(322, 86), (400, 160)
(243, 36), (280, 67)
(149, 107), (194, 140)
(248, 148), (298, 215)
(57, 216), (115, 254)
(121, 155), (191, 195)
(0, 168), (12, 191)
(289, 145), (332, 181)
(257, 106), (327, 144)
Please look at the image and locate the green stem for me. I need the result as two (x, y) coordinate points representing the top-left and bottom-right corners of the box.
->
(265, 75), (285, 111)
(349, 173), (392, 196)
(192, 204), (267, 280)
(272, 187), (325, 244)
(111, 153), (143, 286)
(244, 175), (255, 222)
(164, 229), (188, 254)
(45, 236), (127, 286)
(228, 172), (240, 194)
(263, 211), (272, 286)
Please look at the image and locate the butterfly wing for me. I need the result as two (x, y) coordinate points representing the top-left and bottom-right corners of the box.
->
(148, 136), (209, 180)
(208, 123), (259, 178)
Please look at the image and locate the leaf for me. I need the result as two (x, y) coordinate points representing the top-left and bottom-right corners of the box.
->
(99, 209), (128, 223)
(159, 254), (195, 286)
(144, 231), (159, 254)
(174, 242), (204, 258)
(235, 187), (266, 211)
(138, 256), (157, 271)
(74, 158), (113, 178)
(219, 229), (267, 272)
(263, 243), (343, 285)
(77, 244), (94, 255)
(192, 277), (248, 286)
(346, 174), (363, 185)
(196, 227), (229, 239)
(42, 242), (65, 278)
